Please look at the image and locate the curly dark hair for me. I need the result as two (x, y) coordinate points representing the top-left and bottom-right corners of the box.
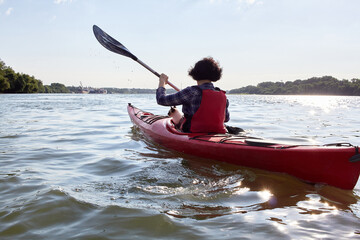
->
(188, 57), (222, 82)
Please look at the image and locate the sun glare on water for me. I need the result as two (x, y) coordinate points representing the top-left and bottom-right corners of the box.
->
(258, 189), (273, 201)
(293, 95), (347, 114)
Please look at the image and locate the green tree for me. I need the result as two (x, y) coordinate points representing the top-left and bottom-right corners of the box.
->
(0, 59), (5, 74)
(14, 73), (27, 93)
(44, 85), (53, 93)
(0, 59), (63, 93)
(37, 80), (45, 93)
(22, 74), (39, 93)
(47, 83), (70, 93)
(0, 75), (10, 92)
(3, 68), (16, 93)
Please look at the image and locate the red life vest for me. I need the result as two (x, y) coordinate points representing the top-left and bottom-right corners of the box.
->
(189, 89), (227, 133)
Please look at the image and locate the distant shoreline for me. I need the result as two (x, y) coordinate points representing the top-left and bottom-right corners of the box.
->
(74, 76), (360, 96)
(2, 60), (359, 95)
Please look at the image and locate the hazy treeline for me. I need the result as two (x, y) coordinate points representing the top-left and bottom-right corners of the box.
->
(102, 88), (177, 94)
(229, 76), (360, 96)
(0, 59), (69, 93)
(2, 59), (360, 95)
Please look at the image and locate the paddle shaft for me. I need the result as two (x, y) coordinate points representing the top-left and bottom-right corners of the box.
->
(136, 59), (180, 92)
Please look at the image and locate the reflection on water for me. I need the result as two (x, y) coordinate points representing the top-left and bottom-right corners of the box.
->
(0, 94), (360, 239)
(229, 95), (360, 145)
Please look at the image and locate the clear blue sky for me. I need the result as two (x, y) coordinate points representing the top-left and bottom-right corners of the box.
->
(1, 0), (359, 90)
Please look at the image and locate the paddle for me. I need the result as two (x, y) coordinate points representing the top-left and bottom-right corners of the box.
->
(93, 25), (180, 92)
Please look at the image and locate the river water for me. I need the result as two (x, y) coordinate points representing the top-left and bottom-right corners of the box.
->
(1, 94), (360, 239)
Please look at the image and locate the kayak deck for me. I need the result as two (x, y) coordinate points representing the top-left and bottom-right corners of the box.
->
(128, 103), (360, 190)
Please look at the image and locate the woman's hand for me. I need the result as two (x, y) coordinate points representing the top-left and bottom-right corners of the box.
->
(158, 73), (168, 88)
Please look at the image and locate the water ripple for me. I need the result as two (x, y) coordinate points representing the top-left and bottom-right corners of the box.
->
(1, 94), (360, 239)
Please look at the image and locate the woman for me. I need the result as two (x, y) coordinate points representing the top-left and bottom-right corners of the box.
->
(156, 57), (230, 133)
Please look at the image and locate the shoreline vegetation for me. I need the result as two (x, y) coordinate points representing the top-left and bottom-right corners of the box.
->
(1, 59), (359, 95)
(228, 76), (360, 96)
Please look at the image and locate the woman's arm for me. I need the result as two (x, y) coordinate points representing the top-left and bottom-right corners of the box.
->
(156, 85), (199, 107)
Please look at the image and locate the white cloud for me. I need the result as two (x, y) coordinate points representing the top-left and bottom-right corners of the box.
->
(244, 0), (255, 4)
(238, 0), (262, 5)
(5, 7), (13, 16)
(50, 15), (57, 22)
(54, 0), (73, 4)
(0, 0), (4, 5)
(210, 0), (262, 5)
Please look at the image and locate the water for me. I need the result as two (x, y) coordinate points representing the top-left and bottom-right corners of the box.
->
(1, 94), (360, 239)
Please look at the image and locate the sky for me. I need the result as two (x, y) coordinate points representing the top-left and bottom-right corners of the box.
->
(0, 0), (360, 90)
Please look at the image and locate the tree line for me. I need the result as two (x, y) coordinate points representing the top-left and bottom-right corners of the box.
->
(102, 88), (177, 94)
(0, 59), (69, 93)
(2, 59), (360, 95)
(228, 76), (360, 96)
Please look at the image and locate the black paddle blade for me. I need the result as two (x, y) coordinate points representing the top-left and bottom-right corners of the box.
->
(93, 25), (137, 61)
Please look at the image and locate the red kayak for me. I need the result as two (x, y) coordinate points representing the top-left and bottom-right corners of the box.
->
(127, 104), (360, 190)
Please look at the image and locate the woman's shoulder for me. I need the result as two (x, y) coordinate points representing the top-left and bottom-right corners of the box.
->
(182, 85), (202, 94)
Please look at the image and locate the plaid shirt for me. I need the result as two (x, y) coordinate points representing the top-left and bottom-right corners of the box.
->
(156, 82), (230, 122)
